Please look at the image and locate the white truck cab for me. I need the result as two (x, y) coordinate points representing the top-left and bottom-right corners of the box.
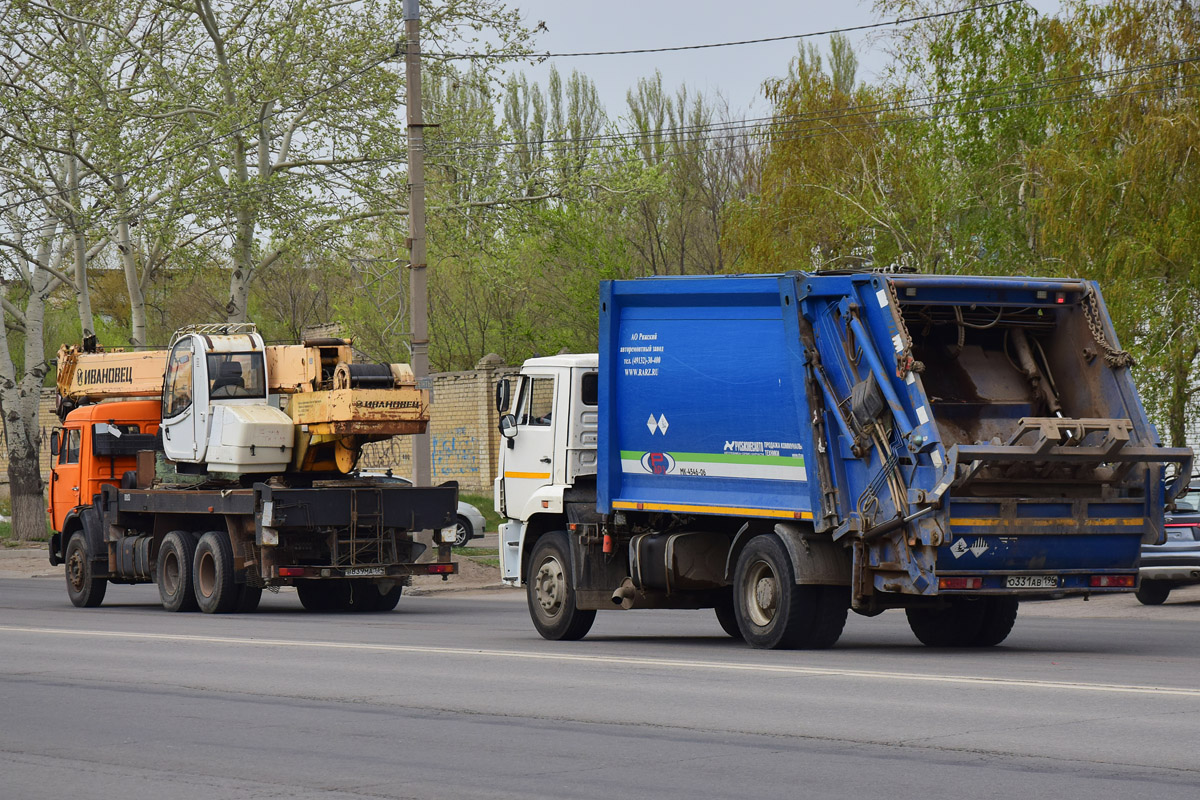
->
(495, 354), (598, 584)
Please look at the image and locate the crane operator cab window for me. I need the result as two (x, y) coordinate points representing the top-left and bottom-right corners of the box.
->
(163, 339), (194, 419)
(208, 352), (266, 399)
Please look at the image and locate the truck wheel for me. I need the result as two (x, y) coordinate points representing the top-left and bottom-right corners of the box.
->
(347, 580), (403, 612)
(972, 597), (1019, 646)
(235, 584), (263, 613)
(374, 585), (403, 612)
(193, 531), (238, 613)
(527, 531), (595, 641)
(453, 515), (473, 547)
(65, 533), (107, 608)
(809, 585), (850, 649)
(733, 535), (829, 649)
(297, 581), (352, 612)
(157, 531), (199, 612)
(1135, 580), (1172, 605)
(906, 598), (986, 647)
(713, 590), (743, 640)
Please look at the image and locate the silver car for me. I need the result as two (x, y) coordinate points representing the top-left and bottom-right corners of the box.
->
(1137, 493), (1200, 605)
(356, 471), (486, 547)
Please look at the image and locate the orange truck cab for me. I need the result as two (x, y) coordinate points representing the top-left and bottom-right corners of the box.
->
(48, 400), (161, 566)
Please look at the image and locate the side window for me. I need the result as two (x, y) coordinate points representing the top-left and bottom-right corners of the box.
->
(518, 377), (555, 426)
(581, 372), (598, 406)
(163, 339), (194, 418)
(60, 429), (81, 465)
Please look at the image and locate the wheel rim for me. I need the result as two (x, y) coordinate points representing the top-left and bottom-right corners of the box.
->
(533, 554), (566, 618)
(197, 550), (216, 598)
(455, 521), (469, 546)
(162, 548), (180, 595)
(743, 559), (778, 628)
(67, 546), (86, 592)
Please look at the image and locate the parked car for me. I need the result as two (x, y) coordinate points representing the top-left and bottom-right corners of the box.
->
(356, 471), (486, 547)
(1137, 492), (1200, 605)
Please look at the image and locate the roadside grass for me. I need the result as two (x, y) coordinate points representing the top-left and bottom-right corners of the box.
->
(459, 492), (501, 533)
(453, 546), (500, 568)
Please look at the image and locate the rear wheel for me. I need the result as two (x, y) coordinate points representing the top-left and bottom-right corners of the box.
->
(346, 579), (403, 612)
(65, 533), (107, 608)
(157, 531), (199, 612)
(733, 535), (841, 649)
(296, 581), (352, 612)
(453, 515), (473, 547)
(713, 589), (743, 640)
(972, 596), (1019, 646)
(527, 532), (595, 641)
(193, 531), (238, 614)
(1135, 580), (1172, 606)
(906, 598), (986, 647)
(235, 583), (263, 613)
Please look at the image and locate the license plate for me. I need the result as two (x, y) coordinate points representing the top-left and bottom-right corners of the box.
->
(1006, 575), (1058, 589)
(345, 567), (385, 577)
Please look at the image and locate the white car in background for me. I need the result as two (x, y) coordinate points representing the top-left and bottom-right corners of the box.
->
(356, 471), (486, 547)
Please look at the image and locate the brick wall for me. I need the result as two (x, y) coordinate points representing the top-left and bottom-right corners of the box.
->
(3, 359), (517, 496)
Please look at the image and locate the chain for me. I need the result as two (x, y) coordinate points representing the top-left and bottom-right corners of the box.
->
(885, 278), (924, 376)
(1082, 287), (1134, 368)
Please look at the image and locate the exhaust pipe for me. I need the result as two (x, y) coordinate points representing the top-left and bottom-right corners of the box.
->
(612, 577), (637, 609)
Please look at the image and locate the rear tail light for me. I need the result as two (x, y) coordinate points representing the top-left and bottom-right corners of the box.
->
(278, 567), (308, 577)
(1090, 574), (1135, 588)
(938, 577), (982, 590)
(427, 564), (455, 574)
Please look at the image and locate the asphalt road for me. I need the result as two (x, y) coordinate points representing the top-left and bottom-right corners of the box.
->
(2, 577), (1199, 799)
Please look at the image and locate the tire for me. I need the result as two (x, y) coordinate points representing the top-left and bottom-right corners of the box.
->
(193, 531), (238, 614)
(157, 531), (199, 612)
(733, 535), (839, 649)
(235, 583), (263, 613)
(296, 580), (352, 612)
(906, 598), (986, 647)
(453, 515), (473, 547)
(347, 579), (403, 612)
(1135, 579), (1172, 606)
(809, 585), (850, 649)
(972, 596), (1019, 647)
(526, 531), (596, 641)
(65, 533), (107, 608)
(713, 589), (744, 640)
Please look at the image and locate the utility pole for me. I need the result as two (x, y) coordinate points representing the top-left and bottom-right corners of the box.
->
(404, 0), (431, 486)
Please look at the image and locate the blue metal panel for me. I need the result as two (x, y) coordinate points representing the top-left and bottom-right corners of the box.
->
(598, 276), (815, 518)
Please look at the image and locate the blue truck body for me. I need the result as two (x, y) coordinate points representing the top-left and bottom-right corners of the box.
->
(597, 271), (1190, 603)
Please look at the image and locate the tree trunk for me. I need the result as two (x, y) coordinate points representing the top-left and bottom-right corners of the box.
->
(68, 154), (95, 340)
(114, 174), (148, 348)
(5, 423), (45, 542)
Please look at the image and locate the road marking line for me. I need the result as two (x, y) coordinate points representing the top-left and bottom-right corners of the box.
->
(3, 624), (1199, 698)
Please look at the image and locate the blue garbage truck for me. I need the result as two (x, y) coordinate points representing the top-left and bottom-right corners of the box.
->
(493, 271), (1192, 649)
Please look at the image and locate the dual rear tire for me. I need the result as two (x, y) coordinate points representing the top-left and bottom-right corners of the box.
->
(158, 530), (259, 614)
(906, 596), (1019, 647)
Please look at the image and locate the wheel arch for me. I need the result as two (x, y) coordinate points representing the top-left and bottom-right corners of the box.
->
(725, 521), (851, 586)
(520, 512), (569, 585)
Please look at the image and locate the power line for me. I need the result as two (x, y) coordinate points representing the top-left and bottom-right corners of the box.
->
(429, 1), (1024, 60)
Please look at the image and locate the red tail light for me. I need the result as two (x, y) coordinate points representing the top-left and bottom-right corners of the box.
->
(427, 564), (455, 574)
(939, 577), (982, 590)
(1090, 575), (1135, 587)
(278, 567), (307, 577)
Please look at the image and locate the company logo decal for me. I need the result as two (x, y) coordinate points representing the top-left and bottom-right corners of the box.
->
(640, 452), (676, 474)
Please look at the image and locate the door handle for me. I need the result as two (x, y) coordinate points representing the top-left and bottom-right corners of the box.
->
(540, 457), (551, 464)
(71, 487), (78, 492)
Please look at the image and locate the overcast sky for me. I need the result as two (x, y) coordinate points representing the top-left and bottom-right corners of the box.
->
(502, 1), (1068, 122)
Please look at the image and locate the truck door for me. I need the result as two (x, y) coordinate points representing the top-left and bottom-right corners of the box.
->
(501, 373), (558, 520)
(50, 427), (83, 526)
(160, 337), (203, 462)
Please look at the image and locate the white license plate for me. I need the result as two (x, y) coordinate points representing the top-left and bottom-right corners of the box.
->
(345, 567), (385, 577)
(1006, 575), (1058, 589)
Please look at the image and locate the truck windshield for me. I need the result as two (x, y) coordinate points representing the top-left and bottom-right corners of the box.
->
(208, 352), (266, 399)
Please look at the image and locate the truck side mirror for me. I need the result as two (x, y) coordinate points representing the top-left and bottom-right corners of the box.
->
(499, 413), (518, 441)
(50, 430), (60, 457)
(495, 379), (511, 413)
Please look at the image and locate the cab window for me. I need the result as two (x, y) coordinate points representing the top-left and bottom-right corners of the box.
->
(163, 339), (194, 418)
(59, 429), (81, 465)
(208, 352), (266, 399)
(518, 377), (555, 426)
(581, 372), (598, 406)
